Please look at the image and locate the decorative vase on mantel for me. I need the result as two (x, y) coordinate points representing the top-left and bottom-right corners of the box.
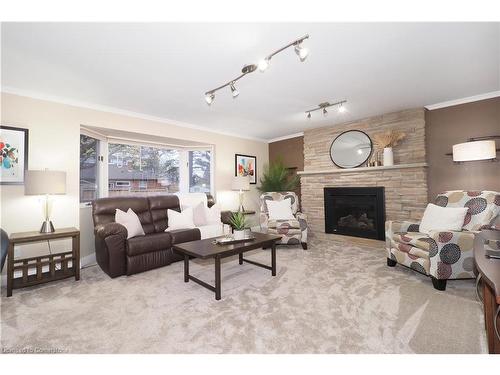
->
(383, 147), (394, 166)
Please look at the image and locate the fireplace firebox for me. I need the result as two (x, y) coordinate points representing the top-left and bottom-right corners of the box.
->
(324, 187), (385, 240)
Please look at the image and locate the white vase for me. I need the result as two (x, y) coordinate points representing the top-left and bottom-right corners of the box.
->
(383, 147), (394, 166)
(233, 230), (245, 240)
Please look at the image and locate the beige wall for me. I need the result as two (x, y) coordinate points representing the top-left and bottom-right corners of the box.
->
(1, 93), (268, 259)
(426, 97), (500, 200)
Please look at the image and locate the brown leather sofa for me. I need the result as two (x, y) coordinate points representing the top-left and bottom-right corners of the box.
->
(92, 194), (216, 278)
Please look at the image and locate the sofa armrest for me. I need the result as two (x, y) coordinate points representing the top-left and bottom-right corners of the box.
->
(295, 211), (308, 243)
(94, 222), (127, 278)
(386, 220), (421, 234)
(96, 222), (127, 239)
(385, 220), (421, 259)
(296, 211), (307, 222)
(220, 210), (233, 226)
(168, 228), (201, 245)
(428, 230), (475, 280)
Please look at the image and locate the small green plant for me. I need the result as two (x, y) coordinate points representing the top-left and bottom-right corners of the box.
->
(258, 158), (299, 193)
(229, 211), (247, 231)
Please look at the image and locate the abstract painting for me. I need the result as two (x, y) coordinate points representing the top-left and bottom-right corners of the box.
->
(0, 126), (29, 184)
(235, 154), (256, 184)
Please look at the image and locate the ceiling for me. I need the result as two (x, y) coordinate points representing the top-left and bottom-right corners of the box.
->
(2, 22), (499, 141)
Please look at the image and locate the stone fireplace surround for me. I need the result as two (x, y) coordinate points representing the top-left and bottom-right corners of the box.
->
(299, 108), (428, 241)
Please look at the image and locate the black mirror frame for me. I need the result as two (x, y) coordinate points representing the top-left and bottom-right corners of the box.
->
(329, 130), (373, 169)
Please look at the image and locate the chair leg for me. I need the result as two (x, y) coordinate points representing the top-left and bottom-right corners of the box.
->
(387, 257), (397, 267)
(301, 243), (307, 250)
(431, 277), (447, 291)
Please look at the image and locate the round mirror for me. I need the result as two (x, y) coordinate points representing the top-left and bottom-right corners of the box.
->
(329, 130), (373, 168)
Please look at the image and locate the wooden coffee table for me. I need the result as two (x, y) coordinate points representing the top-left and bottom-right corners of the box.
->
(173, 232), (281, 300)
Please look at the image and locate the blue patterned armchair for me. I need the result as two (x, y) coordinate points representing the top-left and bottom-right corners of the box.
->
(386, 190), (500, 290)
(260, 192), (308, 250)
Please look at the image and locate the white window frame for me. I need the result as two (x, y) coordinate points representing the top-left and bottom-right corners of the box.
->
(80, 127), (215, 202)
(80, 128), (108, 207)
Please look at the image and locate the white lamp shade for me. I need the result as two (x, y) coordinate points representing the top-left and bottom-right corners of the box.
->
(25, 170), (67, 195)
(452, 140), (496, 162)
(231, 176), (250, 191)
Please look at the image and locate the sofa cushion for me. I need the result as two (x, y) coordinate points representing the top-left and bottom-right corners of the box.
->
(168, 228), (201, 245)
(392, 231), (436, 253)
(419, 203), (468, 235)
(434, 190), (500, 231)
(269, 227), (301, 236)
(268, 219), (301, 229)
(127, 232), (172, 256)
(115, 208), (145, 239)
(166, 208), (196, 231)
(196, 224), (224, 239)
(148, 195), (181, 233)
(92, 196), (155, 234)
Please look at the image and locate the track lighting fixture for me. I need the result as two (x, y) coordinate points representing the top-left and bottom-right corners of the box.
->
(305, 100), (347, 119)
(294, 43), (309, 62)
(204, 35), (309, 104)
(258, 58), (270, 72)
(205, 92), (215, 105)
(230, 82), (239, 98)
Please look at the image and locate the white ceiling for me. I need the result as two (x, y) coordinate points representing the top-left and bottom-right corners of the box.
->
(2, 22), (499, 141)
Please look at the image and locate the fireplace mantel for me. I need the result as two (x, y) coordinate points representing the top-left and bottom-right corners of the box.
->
(297, 162), (428, 176)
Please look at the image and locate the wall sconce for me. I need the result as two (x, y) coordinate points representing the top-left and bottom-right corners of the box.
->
(446, 135), (499, 162)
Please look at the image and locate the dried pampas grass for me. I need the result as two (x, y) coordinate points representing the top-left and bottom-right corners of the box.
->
(372, 130), (406, 149)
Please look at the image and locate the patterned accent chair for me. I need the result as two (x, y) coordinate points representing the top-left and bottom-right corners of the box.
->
(259, 192), (308, 250)
(386, 190), (500, 291)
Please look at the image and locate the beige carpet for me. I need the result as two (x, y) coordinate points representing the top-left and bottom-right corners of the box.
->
(0, 238), (487, 353)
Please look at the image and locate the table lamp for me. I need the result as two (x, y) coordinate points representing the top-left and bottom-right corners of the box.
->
(231, 176), (250, 212)
(25, 170), (67, 233)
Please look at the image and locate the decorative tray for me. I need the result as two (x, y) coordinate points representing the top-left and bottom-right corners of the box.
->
(213, 235), (255, 245)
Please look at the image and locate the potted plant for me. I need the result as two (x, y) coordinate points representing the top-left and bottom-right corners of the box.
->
(258, 158), (299, 193)
(229, 211), (247, 240)
(372, 130), (406, 166)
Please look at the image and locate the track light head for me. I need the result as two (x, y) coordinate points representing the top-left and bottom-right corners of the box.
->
(205, 92), (215, 105)
(230, 82), (239, 98)
(323, 108), (328, 116)
(307, 112), (311, 119)
(294, 43), (309, 62)
(258, 58), (270, 72)
(338, 103), (346, 113)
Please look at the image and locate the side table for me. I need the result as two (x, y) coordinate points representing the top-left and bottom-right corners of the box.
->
(7, 227), (80, 297)
(474, 229), (500, 354)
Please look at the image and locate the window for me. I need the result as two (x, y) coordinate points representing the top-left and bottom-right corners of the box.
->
(108, 142), (180, 197)
(79, 134), (100, 203)
(189, 150), (211, 193)
(79, 128), (214, 201)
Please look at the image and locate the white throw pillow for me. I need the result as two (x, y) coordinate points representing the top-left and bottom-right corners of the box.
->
(193, 202), (222, 226)
(175, 193), (208, 211)
(267, 198), (295, 220)
(165, 208), (196, 231)
(205, 204), (222, 225)
(115, 208), (145, 239)
(419, 203), (469, 235)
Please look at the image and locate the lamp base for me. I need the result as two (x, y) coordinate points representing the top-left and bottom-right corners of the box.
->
(40, 220), (55, 233)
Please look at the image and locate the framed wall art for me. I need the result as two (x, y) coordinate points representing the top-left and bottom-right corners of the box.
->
(0, 126), (29, 185)
(235, 154), (257, 184)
